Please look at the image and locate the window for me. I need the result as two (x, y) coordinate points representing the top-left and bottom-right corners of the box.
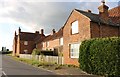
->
(70, 43), (80, 58)
(43, 42), (45, 47)
(71, 20), (78, 34)
(24, 50), (28, 54)
(24, 41), (28, 45)
(46, 42), (49, 47)
(35, 44), (37, 48)
(60, 38), (63, 45)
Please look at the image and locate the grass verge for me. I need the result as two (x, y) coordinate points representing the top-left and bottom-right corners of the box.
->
(12, 56), (66, 70)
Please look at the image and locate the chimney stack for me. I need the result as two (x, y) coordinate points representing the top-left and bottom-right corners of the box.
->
(86, 10), (91, 13)
(35, 31), (39, 34)
(52, 29), (56, 34)
(18, 27), (21, 33)
(15, 31), (16, 36)
(41, 29), (44, 35)
(98, 0), (109, 20)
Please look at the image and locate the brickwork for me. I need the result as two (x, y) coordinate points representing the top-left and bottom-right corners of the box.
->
(13, 2), (120, 66)
(63, 10), (91, 66)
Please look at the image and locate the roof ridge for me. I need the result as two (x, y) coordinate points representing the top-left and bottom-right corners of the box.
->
(21, 32), (40, 35)
(108, 5), (120, 12)
(74, 9), (98, 16)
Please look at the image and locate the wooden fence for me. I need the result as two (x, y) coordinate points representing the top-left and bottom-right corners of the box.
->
(19, 54), (64, 64)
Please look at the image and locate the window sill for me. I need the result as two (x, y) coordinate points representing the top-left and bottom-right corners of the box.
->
(71, 32), (79, 35)
(70, 57), (79, 59)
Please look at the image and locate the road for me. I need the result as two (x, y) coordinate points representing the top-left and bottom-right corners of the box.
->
(0, 53), (2, 77)
(2, 55), (56, 76)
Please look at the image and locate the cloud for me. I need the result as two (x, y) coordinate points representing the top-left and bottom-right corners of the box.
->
(0, 1), (81, 34)
(0, 0), (118, 50)
(0, 1), (118, 34)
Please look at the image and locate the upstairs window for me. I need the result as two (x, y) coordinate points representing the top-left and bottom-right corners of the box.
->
(71, 20), (79, 34)
(24, 41), (28, 45)
(60, 38), (63, 45)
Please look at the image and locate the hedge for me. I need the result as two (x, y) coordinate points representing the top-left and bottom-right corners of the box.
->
(79, 37), (120, 76)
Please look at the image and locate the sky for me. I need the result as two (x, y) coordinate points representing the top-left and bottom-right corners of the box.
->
(0, 0), (119, 51)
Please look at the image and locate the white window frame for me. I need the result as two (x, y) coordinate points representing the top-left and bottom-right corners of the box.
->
(46, 42), (49, 47)
(71, 20), (79, 34)
(70, 43), (80, 58)
(60, 37), (63, 45)
(24, 49), (28, 54)
(24, 41), (28, 45)
(43, 42), (45, 47)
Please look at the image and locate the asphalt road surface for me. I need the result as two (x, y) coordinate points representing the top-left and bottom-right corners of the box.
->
(2, 55), (56, 76)
(1, 54), (100, 77)
(0, 53), (2, 77)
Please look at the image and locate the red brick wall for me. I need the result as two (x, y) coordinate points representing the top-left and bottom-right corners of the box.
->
(15, 36), (35, 56)
(90, 22), (100, 38)
(16, 36), (20, 56)
(12, 37), (17, 56)
(20, 41), (35, 54)
(63, 10), (91, 66)
(91, 22), (119, 38)
(36, 43), (43, 51)
(100, 24), (119, 37)
(42, 38), (62, 51)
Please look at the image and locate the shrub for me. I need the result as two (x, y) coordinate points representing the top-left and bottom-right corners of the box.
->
(32, 48), (40, 55)
(79, 37), (120, 76)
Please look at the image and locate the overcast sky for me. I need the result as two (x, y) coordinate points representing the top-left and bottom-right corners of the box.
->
(0, 0), (119, 50)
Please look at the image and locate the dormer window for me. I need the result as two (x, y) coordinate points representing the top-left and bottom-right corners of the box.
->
(71, 20), (79, 34)
(24, 41), (28, 45)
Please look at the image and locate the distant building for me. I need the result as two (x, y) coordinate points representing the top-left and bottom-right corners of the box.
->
(41, 27), (63, 55)
(12, 27), (45, 56)
(2, 47), (7, 52)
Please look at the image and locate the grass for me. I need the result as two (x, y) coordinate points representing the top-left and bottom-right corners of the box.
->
(12, 56), (79, 71)
(12, 56), (65, 70)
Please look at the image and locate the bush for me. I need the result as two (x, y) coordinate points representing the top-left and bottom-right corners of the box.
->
(79, 37), (120, 76)
(32, 48), (40, 55)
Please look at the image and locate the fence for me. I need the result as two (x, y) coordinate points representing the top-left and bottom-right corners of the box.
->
(19, 54), (64, 64)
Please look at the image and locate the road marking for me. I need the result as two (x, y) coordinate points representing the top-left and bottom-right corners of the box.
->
(2, 71), (8, 77)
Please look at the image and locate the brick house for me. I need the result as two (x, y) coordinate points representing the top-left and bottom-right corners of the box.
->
(13, 1), (120, 65)
(12, 27), (45, 56)
(41, 27), (63, 55)
(63, 2), (120, 65)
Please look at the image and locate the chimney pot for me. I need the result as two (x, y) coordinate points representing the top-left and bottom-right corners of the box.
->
(86, 10), (91, 13)
(41, 29), (44, 35)
(18, 27), (21, 33)
(35, 31), (39, 34)
(98, 0), (109, 20)
(52, 29), (56, 34)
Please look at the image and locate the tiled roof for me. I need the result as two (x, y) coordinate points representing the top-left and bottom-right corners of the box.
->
(109, 6), (120, 24)
(75, 9), (120, 26)
(34, 34), (45, 43)
(19, 32), (42, 41)
(43, 27), (63, 42)
(109, 6), (120, 17)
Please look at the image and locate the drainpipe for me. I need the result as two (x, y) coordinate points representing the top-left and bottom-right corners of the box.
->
(98, 22), (101, 38)
(118, 25), (120, 38)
